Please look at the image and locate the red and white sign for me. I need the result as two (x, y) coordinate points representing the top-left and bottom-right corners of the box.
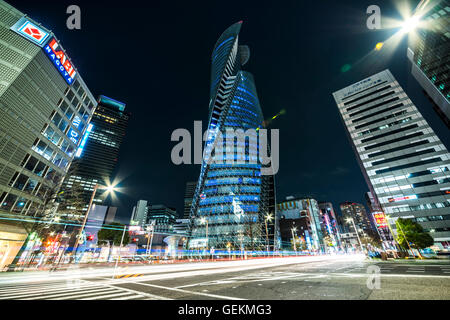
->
(10, 17), (50, 47)
(372, 212), (388, 227)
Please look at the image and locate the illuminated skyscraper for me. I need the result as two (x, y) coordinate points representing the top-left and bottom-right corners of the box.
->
(189, 22), (276, 251)
(0, 2), (96, 220)
(333, 69), (450, 248)
(183, 181), (196, 219)
(407, 0), (450, 128)
(0, 1), (97, 267)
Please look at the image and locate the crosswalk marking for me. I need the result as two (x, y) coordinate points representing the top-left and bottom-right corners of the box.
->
(79, 292), (134, 300)
(0, 283), (102, 298)
(113, 294), (146, 300)
(24, 288), (117, 300)
(0, 279), (167, 300)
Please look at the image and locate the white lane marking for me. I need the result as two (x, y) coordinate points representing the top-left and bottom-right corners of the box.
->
(131, 282), (245, 300)
(175, 273), (316, 289)
(79, 279), (169, 300)
(0, 283), (102, 297)
(79, 292), (133, 300)
(330, 272), (450, 278)
(25, 288), (117, 300)
(113, 295), (145, 300)
(0, 285), (105, 300)
(51, 289), (122, 300)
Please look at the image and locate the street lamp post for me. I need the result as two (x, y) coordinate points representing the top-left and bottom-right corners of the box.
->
(385, 215), (402, 257)
(146, 222), (155, 257)
(264, 213), (273, 256)
(346, 217), (364, 252)
(200, 217), (209, 256)
(112, 224), (127, 279)
(72, 183), (117, 263)
(291, 227), (297, 254)
(72, 184), (98, 262)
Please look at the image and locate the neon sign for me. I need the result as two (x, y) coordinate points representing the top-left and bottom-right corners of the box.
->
(10, 17), (50, 47)
(44, 38), (77, 85)
(388, 195), (417, 203)
(75, 123), (93, 157)
(372, 212), (388, 227)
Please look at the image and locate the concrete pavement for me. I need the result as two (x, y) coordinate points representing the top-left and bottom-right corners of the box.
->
(0, 255), (449, 300)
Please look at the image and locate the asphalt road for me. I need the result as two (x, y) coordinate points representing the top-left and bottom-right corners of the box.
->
(1, 255), (449, 300)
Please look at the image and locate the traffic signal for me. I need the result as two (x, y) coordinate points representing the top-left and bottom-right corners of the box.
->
(87, 235), (94, 241)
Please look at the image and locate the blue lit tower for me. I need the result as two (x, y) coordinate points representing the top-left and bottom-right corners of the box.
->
(189, 22), (276, 251)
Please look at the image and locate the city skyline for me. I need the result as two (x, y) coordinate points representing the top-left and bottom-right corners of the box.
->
(7, 0), (449, 223)
(0, 0), (449, 304)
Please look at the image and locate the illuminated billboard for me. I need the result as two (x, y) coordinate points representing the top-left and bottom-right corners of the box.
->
(372, 212), (388, 228)
(10, 17), (50, 47)
(43, 38), (77, 85)
(75, 123), (93, 158)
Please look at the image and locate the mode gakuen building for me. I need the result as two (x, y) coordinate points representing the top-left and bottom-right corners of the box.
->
(189, 22), (277, 251)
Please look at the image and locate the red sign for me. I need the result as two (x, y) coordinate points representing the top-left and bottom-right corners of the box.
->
(373, 212), (388, 227)
(44, 38), (77, 84)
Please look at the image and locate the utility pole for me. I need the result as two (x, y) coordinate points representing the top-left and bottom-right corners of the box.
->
(112, 225), (127, 279)
(347, 217), (364, 252)
(73, 184), (98, 262)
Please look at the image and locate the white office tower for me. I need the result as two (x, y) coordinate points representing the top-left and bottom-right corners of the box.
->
(333, 70), (450, 249)
(130, 200), (148, 227)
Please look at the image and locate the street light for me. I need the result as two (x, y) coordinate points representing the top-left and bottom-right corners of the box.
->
(264, 213), (273, 255)
(346, 217), (364, 253)
(72, 182), (118, 262)
(200, 217), (209, 250)
(145, 222), (155, 258)
(291, 227), (297, 254)
(401, 15), (421, 34)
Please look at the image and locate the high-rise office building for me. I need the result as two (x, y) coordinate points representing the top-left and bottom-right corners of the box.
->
(130, 200), (148, 227)
(183, 181), (196, 219)
(318, 202), (342, 249)
(146, 204), (177, 234)
(407, 0), (450, 128)
(189, 22), (276, 250)
(333, 69), (450, 248)
(60, 95), (130, 215)
(277, 197), (325, 252)
(339, 202), (375, 237)
(0, 2), (96, 222)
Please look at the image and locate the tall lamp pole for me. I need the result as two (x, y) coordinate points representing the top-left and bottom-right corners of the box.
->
(347, 217), (364, 252)
(72, 184), (98, 261)
(200, 217), (209, 259)
(73, 183), (118, 263)
(291, 227), (297, 254)
(264, 213), (273, 255)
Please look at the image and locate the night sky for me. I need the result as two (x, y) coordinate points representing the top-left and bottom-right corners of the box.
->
(8, 0), (449, 223)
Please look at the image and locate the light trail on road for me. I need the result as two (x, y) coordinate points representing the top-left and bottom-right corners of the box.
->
(0, 254), (366, 286)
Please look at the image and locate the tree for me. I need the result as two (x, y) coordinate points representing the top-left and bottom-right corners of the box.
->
(97, 223), (130, 262)
(360, 233), (382, 249)
(395, 218), (434, 250)
(97, 223), (130, 246)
